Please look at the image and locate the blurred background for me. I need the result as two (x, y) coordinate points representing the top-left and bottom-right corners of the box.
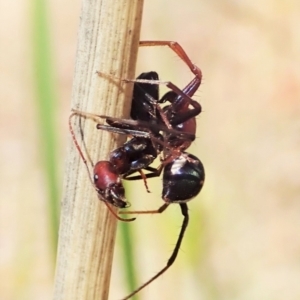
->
(1, 0), (300, 299)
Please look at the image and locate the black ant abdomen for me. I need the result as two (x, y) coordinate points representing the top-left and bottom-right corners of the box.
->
(162, 153), (205, 203)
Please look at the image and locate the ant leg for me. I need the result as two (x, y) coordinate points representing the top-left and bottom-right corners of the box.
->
(123, 167), (153, 193)
(119, 164), (170, 214)
(97, 118), (195, 149)
(97, 123), (184, 156)
(124, 164), (164, 181)
(119, 202), (169, 215)
(96, 124), (151, 139)
(71, 109), (146, 131)
(121, 203), (189, 299)
(72, 109), (182, 145)
(103, 202), (136, 222)
(139, 41), (202, 79)
(74, 105), (169, 136)
(102, 115), (189, 138)
(137, 170), (151, 193)
(71, 108), (153, 135)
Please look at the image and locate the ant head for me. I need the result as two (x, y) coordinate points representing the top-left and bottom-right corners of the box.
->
(93, 161), (129, 208)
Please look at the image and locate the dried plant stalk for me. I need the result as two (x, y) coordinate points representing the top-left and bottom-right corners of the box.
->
(53, 0), (144, 299)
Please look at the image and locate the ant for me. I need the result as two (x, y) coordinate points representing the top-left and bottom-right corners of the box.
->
(70, 65), (175, 223)
(70, 41), (205, 299)
(69, 71), (169, 222)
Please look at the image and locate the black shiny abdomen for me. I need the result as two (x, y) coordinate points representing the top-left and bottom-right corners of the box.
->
(162, 153), (205, 202)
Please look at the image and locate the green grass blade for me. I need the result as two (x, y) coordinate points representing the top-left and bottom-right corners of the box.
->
(31, 0), (60, 259)
(119, 221), (139, 300)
